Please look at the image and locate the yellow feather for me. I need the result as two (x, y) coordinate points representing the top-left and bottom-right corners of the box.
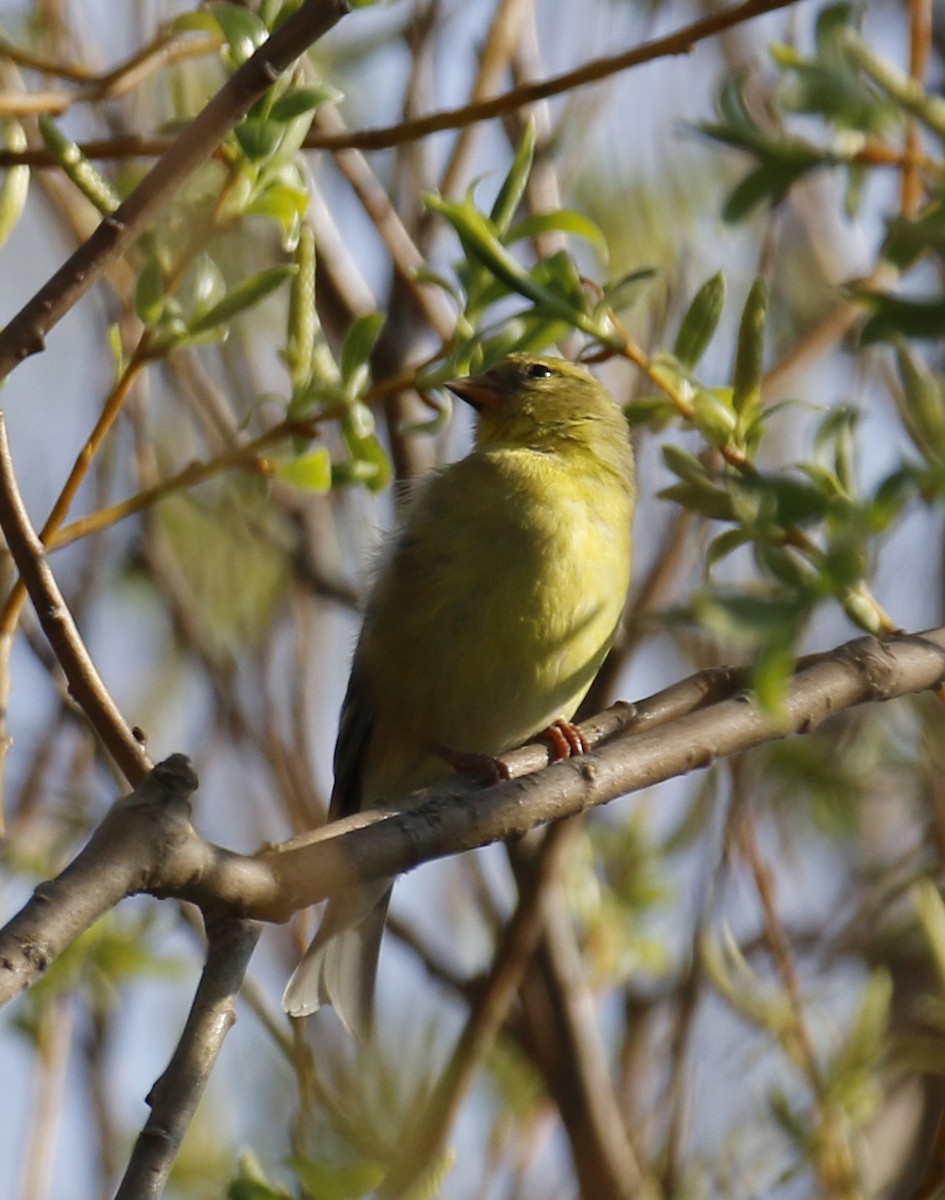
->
(283, 353), (635, 1031)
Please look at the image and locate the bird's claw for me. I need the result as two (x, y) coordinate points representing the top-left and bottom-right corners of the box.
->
(432, 743), (511, 785)
(539, 718), (590, 761)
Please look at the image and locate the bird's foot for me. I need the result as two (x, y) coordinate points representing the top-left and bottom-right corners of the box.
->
(539, 718), (590, 761)
(432, 743), (511, 786)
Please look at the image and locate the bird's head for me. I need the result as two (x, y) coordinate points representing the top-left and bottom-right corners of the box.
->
(445, 353), (629, 460)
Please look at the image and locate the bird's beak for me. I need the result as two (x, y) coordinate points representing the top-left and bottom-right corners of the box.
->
(445, 370), (503, 412)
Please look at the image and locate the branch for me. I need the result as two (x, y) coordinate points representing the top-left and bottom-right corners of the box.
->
(114, 917), (262, 1200)
(377, 819), (581, 1198)
(3, 631), (945, 1010)
(0, 756), (198, 1005)
(519, 866), (643, 1200)
(0, 0), (350, 382)
(0, 410), (151, 784)
(0, 0), (800, 167)
(260, 631), (945, 921)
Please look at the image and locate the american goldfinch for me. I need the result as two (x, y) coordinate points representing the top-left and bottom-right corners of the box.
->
(283, 353), (635, 1032)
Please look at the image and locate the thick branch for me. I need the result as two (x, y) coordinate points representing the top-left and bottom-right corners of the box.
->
(3, 631), (945, 1009)
(0, 756), (198, 1004)
(260, 631), (945, 920)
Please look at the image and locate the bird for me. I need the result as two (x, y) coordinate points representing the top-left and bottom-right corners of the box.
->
(282, 352), (636, 1033)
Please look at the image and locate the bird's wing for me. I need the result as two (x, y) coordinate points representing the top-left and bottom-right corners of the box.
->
(328, 662), (374, 821)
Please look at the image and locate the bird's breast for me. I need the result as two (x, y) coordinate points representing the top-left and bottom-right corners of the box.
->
(357, 446), (634, 796)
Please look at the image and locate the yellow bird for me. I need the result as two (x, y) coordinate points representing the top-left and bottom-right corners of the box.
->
(283, 353), (636, 1032)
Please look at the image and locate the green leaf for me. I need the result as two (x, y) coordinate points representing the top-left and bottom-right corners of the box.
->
(752, 638), (796, 715)
(344, 401), (375, 441)
(490, 121), (536, 235)
(914, 881), (945, 994)
(691, 387), (737, 447)
(732, 277), (768, 423)
(0, 119), (29, 248)
(188, 264), (297, 335)
(756, 472), (833, 526)
(722, 165), (788, 222)
(476, 315), (573, 360)
(662, 443), (708, 485)
(896, 341), (945, 464)
(659, 480), (736, 522)
(706, 527), (752, 571)
(600, 268), (657, 315)
(426, 193), (579, 323)
(273, 448), (332, 493)
(340, 313), (385, 385)
(692, 592), (807, 649)
(506, 210), (608, 254)
(857, 291), (945, 343)
(339, 408), (391, 493)
(674, 272), (726, 369)
(234, 117), (284, 163)
(624, 394), (675, 428)
(885, 202), (945, 269)
(227, 1151), (293, 1200)
(173, 11), (223, 34)
(245, 182), (309, 243)
(289, 1155), (385, 1199)
(530, 250), (586, 312)
(824, 968), (891, 1111)
(135, 260), (166, 324)
(211, 2), (268, 64)
(269, 84), (341, 122)
(188, 256), (227, 324)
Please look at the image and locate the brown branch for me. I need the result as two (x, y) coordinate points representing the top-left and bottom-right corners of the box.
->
(241, 631), (945, 915)
(3, 631), (945, 1013)
(0, 411), (151, 784)
(901, 0), (931, 218)
(378, 818), (579, 1198)
(0, 758), (198, 1005)
(0, 0), (800, 168)
(0, 0), (350, 382)
(0, 32), (221, 114)
(114, 916), (262, 1200)
(0, 28), (219, 90)
(518, 860), (643, 1200)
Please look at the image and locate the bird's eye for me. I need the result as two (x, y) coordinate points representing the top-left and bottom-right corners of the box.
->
(523, 363), (556, 380)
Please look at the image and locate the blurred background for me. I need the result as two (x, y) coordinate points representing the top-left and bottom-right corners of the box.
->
(1, 0), (945, 1197)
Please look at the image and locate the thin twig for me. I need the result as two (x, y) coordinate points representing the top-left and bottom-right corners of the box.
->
(48, 411), (343, 553)
(0, 0), (801, 167)
(901, 0), (931, 218)
(378, 819), (578, 1197)
(0, 0), (350, 382)
(0, 410), (150, 783)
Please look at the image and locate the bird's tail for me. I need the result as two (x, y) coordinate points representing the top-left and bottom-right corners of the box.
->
(282, 881), (392, 1037)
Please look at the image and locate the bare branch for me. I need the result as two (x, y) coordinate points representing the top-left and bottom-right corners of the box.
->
(114, 917), (262, 1200)
(0, 756), (198, 1005)
(378, 819), (581, 1198)
(0, 0), (350, 381)
(3, 630), (945, 1009)
(262, 631), (945, 922)
(0, 0), (800, 167)
(0, 411), (151, 784)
